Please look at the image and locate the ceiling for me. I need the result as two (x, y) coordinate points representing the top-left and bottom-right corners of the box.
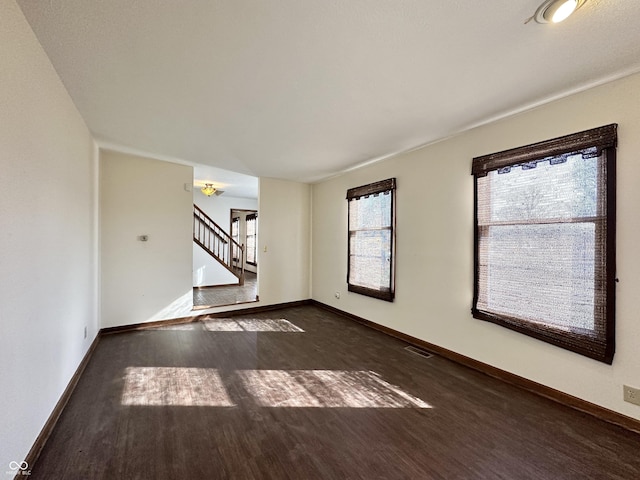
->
(193, 163), (258, 199)
(17, 0), (640, 187)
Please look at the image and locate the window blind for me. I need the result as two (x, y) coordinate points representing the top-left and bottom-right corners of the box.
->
(472, 125), (616, 363)
(347, 178), (396, 302)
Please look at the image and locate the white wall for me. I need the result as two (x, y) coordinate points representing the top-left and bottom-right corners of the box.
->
(312, 72), (640, 421)
(100, 151), (193, 327)
(193, 245), (238, 286)
(195, 193), (257, 229)
(193, 194), (258, 286)
(258, 178), (312, 304)
(0, 0), (98, 468)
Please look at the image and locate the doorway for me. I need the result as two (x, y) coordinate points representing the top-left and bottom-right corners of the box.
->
(192, 208), (258, 308)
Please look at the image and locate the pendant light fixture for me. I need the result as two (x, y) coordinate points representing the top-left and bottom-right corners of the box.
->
(530, 0), (587, 24)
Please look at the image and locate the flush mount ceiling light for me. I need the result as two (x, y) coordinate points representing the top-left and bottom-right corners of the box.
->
(530, 0), (587, 24)
(201, 184), (216, 196)
(200, 183), (225, 197)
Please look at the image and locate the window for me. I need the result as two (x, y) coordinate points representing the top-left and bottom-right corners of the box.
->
(347, 178), (396, 301)
(231, 216), (240, 261)
(246, 213), (257, 266)
(471, 124), (617, 363)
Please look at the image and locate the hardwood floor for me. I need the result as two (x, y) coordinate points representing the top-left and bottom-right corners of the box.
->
(193, 271), (258, 308)
(30, 305), (640, 479)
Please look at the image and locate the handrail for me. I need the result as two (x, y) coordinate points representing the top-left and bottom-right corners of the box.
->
(193, 204), (245, 284)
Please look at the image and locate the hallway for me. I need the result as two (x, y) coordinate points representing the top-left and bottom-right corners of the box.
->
(193, 271), (258, 308)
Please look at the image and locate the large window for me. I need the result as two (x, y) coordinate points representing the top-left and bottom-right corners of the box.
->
(347, 178), (396, 301)
(471, 125), (617, 363)
(246, 213), (257, 266)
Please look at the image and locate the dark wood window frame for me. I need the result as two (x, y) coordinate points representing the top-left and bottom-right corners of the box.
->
(347, 178), (396, 302)
(471, 124), (617, 364)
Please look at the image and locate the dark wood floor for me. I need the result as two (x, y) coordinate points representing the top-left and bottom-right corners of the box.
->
(31, 305), (640, 479)
(193, 271), (258, 307)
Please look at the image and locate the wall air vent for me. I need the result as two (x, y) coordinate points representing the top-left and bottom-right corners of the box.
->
(404, 346), (433, 359)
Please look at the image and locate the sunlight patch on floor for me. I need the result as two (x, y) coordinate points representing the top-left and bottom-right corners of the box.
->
(121, 367), (234, 406)
(202, 318), (304, 332)
(121, 367), (429, 409)
(238, 370), (431, 408)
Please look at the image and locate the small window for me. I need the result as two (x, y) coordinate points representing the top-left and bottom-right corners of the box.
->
(471, 125), (617, 363)
(246, 213), (257, 266)
(347, 178), (396, 301)
(231, 216), (240, 261)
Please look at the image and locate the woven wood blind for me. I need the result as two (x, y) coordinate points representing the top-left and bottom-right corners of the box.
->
(472, 125), (616, 363)
(347, 178), (396, 301)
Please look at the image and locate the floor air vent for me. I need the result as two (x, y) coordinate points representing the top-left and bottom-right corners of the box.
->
(404, 346), (433, 359)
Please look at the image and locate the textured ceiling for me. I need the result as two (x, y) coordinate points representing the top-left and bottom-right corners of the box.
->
(17, 0), (640, 183)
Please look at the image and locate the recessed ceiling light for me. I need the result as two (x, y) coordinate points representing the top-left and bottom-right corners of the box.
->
(531, 0), (587, 24)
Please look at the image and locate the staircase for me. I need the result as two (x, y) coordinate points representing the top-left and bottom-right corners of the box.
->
(193, 204), (245, 285)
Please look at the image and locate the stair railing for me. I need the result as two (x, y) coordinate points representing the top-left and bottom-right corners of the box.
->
(193, 204), (245, 284)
